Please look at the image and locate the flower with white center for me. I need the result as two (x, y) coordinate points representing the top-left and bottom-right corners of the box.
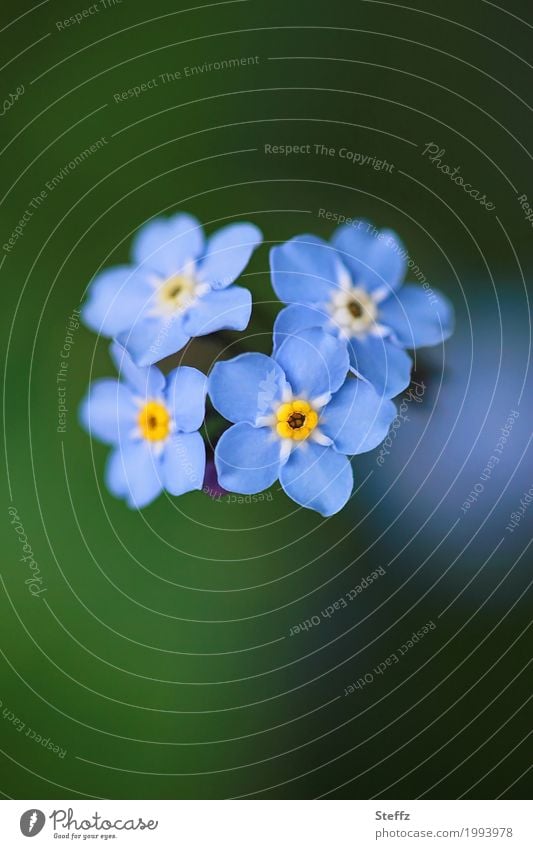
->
(82, 212), (262, 366)
(270, 223), (454, 398)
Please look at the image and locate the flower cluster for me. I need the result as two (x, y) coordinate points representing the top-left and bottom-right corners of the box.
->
(80, 213), (454, 516)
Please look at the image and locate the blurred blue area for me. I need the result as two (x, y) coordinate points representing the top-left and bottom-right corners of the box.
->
(359, 285), (531, 594)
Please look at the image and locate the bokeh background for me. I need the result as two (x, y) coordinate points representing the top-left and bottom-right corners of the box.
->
(1, 0), (531, 799)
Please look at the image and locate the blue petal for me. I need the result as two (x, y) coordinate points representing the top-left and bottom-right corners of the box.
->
(378, 284), (455, 348)
(273, 303), (330, 352)
(269, 235), (341, 305)
(182, 286), (251, 337)
(116, 314), (190, 367)
(131, 213), (204, 277)
(274, 327), (349, 400)
(79, 378), (137, 445)
(105, 448), (130, 499)
(110, 341), (166, 397)
(105, 441), (163, 508)
(209, 353), (287, 424)
(215, 423), (281, 494)
(348, 334), (412, 399)
(332, 222), (406, 296)
(279, 442), (353, 516)
(82, 265), (153, 337)
(161, 431), (205, 496)
(321, 379), (396, 455)
(165, 366), (207, 432)
(198, 223), (262, 289)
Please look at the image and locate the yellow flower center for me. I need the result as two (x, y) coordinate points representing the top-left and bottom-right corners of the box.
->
(275, 399), (319, 441)
(138, 401), (171, 442)
(158, 273), (196, 313)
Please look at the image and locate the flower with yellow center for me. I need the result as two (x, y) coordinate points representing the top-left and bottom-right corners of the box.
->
(80, 341), (208, 508)
(275, 399), (319, 442)
(138, 401), (171, 442)
(210, 326), (400, 516)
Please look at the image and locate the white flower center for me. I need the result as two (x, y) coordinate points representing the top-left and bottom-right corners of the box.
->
(157, 272), (198, 315)
(328, 285), (377, 337)
(149, 259), (211, 318)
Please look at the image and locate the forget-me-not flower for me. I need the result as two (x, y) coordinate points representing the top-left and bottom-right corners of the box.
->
(82, 213), (262, 366)
(270, 222), (454, 398)
(209, 327), (396, 516)
(80, 342), (207, 508)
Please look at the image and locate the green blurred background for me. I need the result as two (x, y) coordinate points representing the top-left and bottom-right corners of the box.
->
(1, 0), (531, 799)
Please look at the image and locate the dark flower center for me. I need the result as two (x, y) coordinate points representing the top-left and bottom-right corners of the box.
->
(348, 298), (363, 318)
(288, 411), (306, 430)
(168, 284), (182, 300)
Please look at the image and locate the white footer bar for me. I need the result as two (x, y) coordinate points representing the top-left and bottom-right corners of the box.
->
(1, 800), (531, 848)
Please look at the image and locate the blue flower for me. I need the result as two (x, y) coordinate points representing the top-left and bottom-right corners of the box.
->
(82, 213), (262, 366)
(79, 342), (207, 508)
(209, 328), (396, 516)
(270, 222), (454, 398)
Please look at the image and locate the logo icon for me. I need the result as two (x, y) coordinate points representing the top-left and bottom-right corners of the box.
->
(20, 810), (45, 837)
